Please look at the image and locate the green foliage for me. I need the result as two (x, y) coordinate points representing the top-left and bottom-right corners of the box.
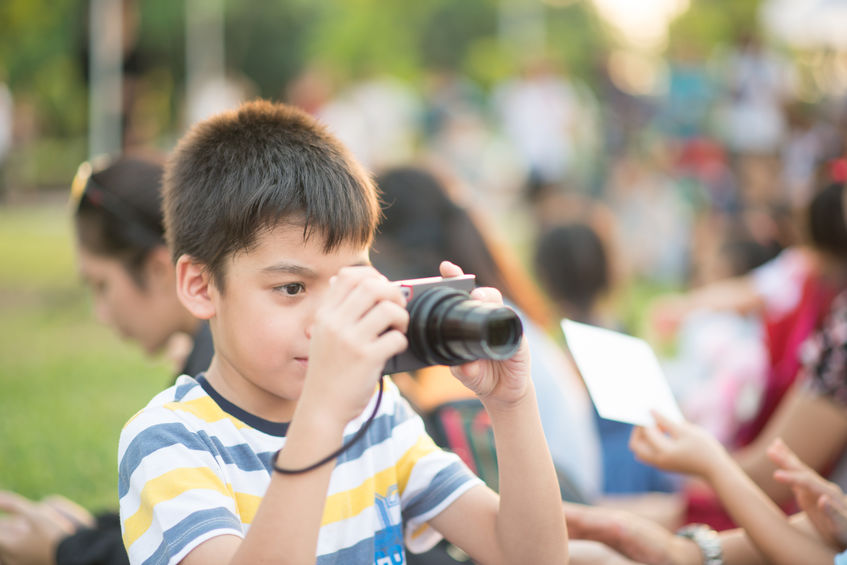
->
(0, 203), (170, 511)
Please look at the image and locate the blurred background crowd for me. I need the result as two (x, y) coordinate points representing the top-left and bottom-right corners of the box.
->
(5, 0), (847, 545)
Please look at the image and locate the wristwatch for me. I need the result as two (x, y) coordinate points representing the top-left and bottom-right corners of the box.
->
(676, 523), (724, 565)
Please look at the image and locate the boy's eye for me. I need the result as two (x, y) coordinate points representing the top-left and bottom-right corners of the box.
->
(278, 283), (305, 296)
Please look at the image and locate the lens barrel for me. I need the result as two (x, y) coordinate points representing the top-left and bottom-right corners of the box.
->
(406, 286), (523, 366)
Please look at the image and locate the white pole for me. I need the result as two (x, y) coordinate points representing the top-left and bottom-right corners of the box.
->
(88, 0), (123, 158)
(185, 0), (225, 126)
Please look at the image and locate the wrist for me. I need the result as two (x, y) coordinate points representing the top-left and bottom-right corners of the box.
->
(675, 524), (724, 565)
(669, 535), (702, 565)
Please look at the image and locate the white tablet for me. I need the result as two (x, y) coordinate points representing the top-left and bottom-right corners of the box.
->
(562, 319), (684, 426)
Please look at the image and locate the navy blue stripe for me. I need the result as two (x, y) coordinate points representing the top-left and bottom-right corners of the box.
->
(140, 506), (241, 565)
(196, 375), (289, 436)
(402, 461), (475, 521)
(172, 378), (198, 402)
(119, 422), (271, 498)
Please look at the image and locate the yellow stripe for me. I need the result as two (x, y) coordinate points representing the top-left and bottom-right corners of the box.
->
(123, 466), (234, 547)
(233, 491), (262, 525)
(320, 434), (440, 527)
(395, 434), (440, 495)
(322, 465), (397, 525)
(163, 396), (249, 429)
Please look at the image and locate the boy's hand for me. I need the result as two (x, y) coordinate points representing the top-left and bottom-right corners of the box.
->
(438, 261), (531, 410)
(305, 266), (408, 426)
(629, 411), (728, 480)
(769, 437), (847, 549)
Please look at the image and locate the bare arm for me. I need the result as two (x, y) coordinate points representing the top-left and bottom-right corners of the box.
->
(429, 386), (568, 564)
(428, 262), (568, 565)
(733, 381), (847, 503)
(649, 275), (763, 338)
(631, 414), (839, 565)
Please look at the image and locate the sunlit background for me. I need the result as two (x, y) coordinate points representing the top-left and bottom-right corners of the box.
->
(3, 0), (847, 511)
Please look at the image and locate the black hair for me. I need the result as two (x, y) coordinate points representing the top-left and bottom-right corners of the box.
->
(373, 165), (552, 327)
(163, 99), (380, 290)
(74, 154), (166, 287)
(533, 222), (610, 322)
(808, 181), (847, 258)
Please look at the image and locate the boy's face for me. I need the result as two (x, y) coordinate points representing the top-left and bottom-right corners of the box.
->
(205, 222), (370, 419)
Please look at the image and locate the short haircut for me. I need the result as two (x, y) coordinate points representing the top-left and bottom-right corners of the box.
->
(808, 181), (847, 258)
(534, 222), (609, 316)
(163, 99), (380, 290)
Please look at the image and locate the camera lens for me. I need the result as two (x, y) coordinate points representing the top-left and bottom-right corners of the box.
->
(406, 286), (523, 366)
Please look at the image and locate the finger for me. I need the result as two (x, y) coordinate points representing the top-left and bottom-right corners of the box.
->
(767, 438), (806, 471)
(469, 286), (503, 305)
(821, 495), (847, 528)
(628, 427), (657, 460)
(356, 300), (409, 339)
(324, 266), (388, 310)
(0, 490), (37, 518)
(43, 495), (95, 529)
(369, 330), (409, 365)
(333, 273), (404, 323)
(773, 469), (817, 489)
(650, 410), (682, 436)
(439, 261), (464, 278)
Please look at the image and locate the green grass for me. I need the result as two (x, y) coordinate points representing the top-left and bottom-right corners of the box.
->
(0, 202), (171, 513)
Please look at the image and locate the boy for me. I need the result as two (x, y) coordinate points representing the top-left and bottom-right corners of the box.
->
(117, 100), (568, 564)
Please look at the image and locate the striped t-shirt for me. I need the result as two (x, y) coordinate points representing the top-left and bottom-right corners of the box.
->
(118, 375), (482, 565)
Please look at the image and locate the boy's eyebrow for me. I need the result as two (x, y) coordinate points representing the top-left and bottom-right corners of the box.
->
(261, 263), (318, 277)
(261, 259), (371, 276)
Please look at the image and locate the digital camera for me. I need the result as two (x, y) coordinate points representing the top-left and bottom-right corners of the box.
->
(382, 274), (524, 374)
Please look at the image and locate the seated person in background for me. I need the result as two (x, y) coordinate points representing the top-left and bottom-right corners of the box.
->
(372, 164), (602, 503)
(649, 181), (847, 530)
(565, 415), (847, 565)
(0, 154), (212, 565)
(534, 221), (679, 505)
(660, 219), (781, 446)
(118, 100), (568, 564)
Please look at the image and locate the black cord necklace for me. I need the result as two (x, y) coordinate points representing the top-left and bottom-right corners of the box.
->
(271, 378), (385, 475)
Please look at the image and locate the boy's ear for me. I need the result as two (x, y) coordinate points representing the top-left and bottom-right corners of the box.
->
(175, 255), (216, 320)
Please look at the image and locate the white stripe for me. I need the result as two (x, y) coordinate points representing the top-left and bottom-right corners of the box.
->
(316, 504), (382, 556)
(125, 488), (242, 564)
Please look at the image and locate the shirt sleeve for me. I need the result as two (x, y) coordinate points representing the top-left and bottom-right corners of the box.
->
(835, 549), (847, 565)
(386, 385), (483, 554)
(752, 248), (811, 318)
(801, 292), (847, 408)
(118, 408), (243, 565)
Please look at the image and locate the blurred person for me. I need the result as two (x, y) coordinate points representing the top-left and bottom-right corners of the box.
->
(534, 220), (679, 500)
(661, 217), (782, 445)
(622, 414), (847, 565)
(713, 33), (792, 158)
(492, 56), (583, 202)
(604, 147), (695, 287)
(316, 71), (421, 172)
(648, 181), (847, 530)
(0, 154), (212, 565)
(564, 435), (847, 565)
(372, 165), (602, 503)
